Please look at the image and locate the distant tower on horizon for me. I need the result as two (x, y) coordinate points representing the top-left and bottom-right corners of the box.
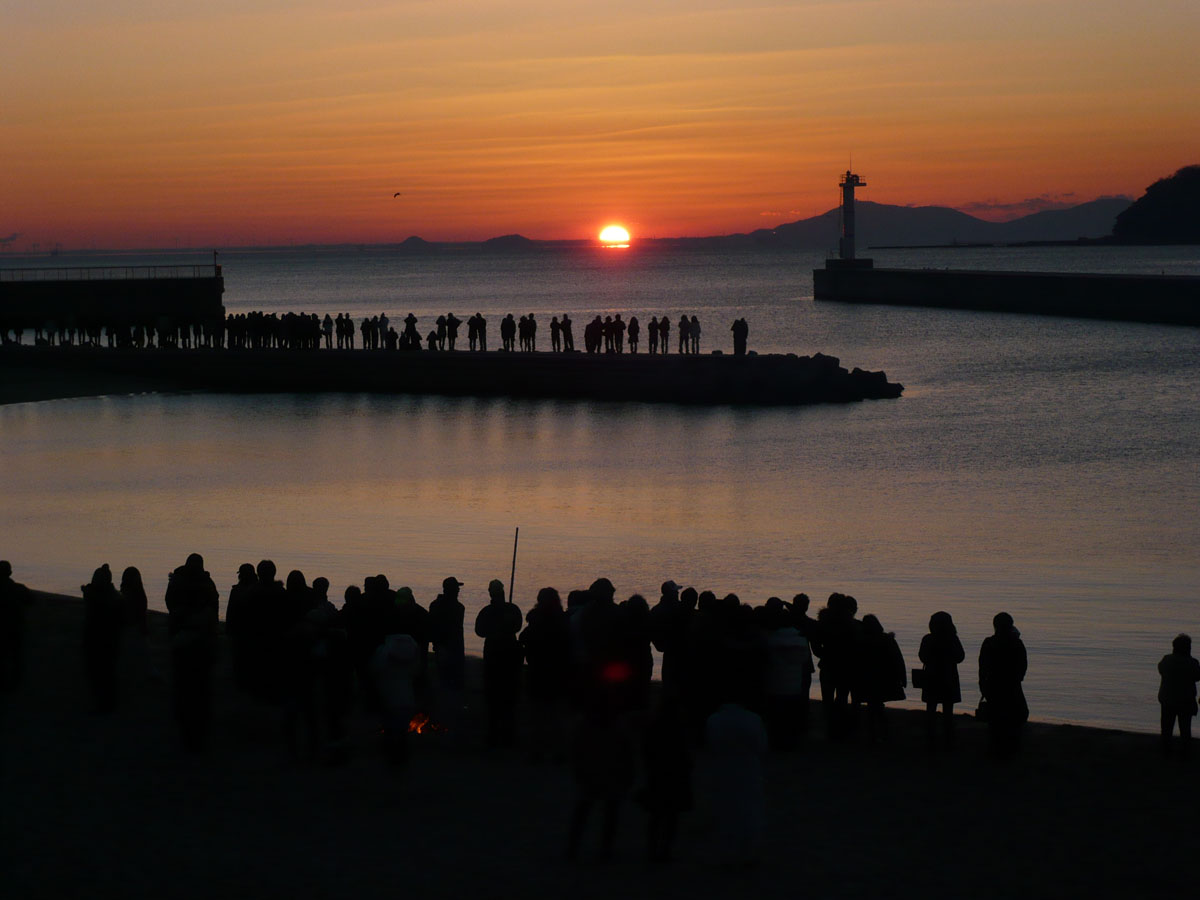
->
(838, 170), (866, 260)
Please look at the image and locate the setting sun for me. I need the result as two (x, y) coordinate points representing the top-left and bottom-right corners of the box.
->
(598, 225), (631, 247)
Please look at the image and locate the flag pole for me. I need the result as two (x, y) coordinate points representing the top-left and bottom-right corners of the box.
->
(508, 527), (519, 603)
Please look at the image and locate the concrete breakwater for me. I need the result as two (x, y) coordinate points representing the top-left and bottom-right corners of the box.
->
(1, 345), (902, 405)
(0, 264), (225, 328)
(813, 265), (1200, 326)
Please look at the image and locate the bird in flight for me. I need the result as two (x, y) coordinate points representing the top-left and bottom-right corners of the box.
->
(393, 192), (402, 198)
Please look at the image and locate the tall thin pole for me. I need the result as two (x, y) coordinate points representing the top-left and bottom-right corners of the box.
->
(508, 527), (519, 603)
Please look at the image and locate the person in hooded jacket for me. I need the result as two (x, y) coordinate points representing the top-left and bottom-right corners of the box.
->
(224, 563), (260, 696)
(164, 553), (219, 750)
(521, 586), (571, 761)
(979, 612), (1028, 758)
(1157, 633), (1200, 758)
(855, 614), (906, 744)
(82, 563), (125, 712)
(918, 611), (965, 748)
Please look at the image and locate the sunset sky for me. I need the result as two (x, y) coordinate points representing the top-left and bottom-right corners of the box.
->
(5, 0), (1198, 248)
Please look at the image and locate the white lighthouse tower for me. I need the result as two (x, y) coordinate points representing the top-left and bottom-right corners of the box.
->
(838, 170), (867, 261)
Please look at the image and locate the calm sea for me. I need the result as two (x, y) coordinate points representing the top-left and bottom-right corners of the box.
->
(3, 244), (1199, 733)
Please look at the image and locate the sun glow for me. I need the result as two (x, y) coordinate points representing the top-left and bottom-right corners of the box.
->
(598, 225), (631, 247)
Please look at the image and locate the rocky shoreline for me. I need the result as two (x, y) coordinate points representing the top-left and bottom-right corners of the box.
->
(0, 345), (903, 406)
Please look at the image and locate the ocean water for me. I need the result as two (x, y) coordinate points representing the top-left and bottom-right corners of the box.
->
(2, 244), (1199, 733)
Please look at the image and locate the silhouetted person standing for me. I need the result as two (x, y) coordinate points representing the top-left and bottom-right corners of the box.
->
(658, 316), (670, 353)
(705, 697), (767, 866)
(577, 578), (625, 711)
(636, 697), (692, 863)
(1, 561), (34, 691)
(678, 316), (690, 354)
(474, 579), (523, 747)
(619, 593), (653, 710)
(560, 313), (574, 351)
(429, 577), (466, 729)
(648, 580), (689, 697)
(731, 318), (748, 356)
(918, 611), (964, 748)
(1158, 633), (1200, 758)
(501, 314), (516, 351)
(817, 593), (860, 739)
(627, 316), (640, 353)
(567, 702), (636, 862)
(120, 566), (154, 683)
(372, 629), (419, 766)
(791, 593), (819, 733)
(762, 599), (812, 750)
(690, 315), (701, 354)
(280, 570), (321, 760)
(647, 317), (659, 354)
(979, 612), (1028, 758)
(446, 313), (461, 350)
(521, 586), (571, 761)
(224, 563), (260, 696)
(856, 614), (906, 744)
(82, 564), (125, 712)
(165, 553), (220, 750)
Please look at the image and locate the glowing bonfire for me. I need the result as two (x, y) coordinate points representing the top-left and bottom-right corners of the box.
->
(407, 712), (449, 734)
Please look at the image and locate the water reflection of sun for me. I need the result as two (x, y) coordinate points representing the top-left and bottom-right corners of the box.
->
(599, 225), (630, 248)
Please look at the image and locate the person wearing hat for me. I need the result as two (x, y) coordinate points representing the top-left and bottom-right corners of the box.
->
(649, 580), (689, 696)
(429, 577), (466, 693)
(474, 579), (523, 747)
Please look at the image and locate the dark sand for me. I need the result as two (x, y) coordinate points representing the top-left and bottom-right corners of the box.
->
(1, 592), (1192, 899)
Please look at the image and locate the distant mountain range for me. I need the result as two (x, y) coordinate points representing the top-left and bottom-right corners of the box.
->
(685, 197), (1133, 250)
(386, 197), (1132, 252)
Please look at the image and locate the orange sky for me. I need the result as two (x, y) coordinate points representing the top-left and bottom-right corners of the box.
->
(4, 0), (1198, 248)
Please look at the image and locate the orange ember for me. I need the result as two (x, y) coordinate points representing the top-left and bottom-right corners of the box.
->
(407, 712), (449, 734)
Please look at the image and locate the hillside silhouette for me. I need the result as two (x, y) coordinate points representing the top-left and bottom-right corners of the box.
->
(730, 197), (1131, 249)
(1113, 166), (1200, 244)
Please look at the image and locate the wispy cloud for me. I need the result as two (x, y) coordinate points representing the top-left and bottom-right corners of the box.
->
(959, 193), (1078, 218)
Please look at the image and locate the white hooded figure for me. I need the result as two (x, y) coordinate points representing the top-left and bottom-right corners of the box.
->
(372, 632), (419, 737)
(704, 702), (768, 865)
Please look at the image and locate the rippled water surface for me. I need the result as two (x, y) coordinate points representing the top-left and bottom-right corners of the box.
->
(3, 245), (1198, 732)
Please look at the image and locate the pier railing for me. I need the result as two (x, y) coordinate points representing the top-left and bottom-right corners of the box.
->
(0, 265), (220, 283)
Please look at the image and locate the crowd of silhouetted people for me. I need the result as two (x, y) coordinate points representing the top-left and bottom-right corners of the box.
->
(2, 312), (758, 357)
(4, 556), (1197, 863)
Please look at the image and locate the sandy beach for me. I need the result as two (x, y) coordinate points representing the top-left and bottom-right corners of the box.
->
(1, 591), (1192, 899)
